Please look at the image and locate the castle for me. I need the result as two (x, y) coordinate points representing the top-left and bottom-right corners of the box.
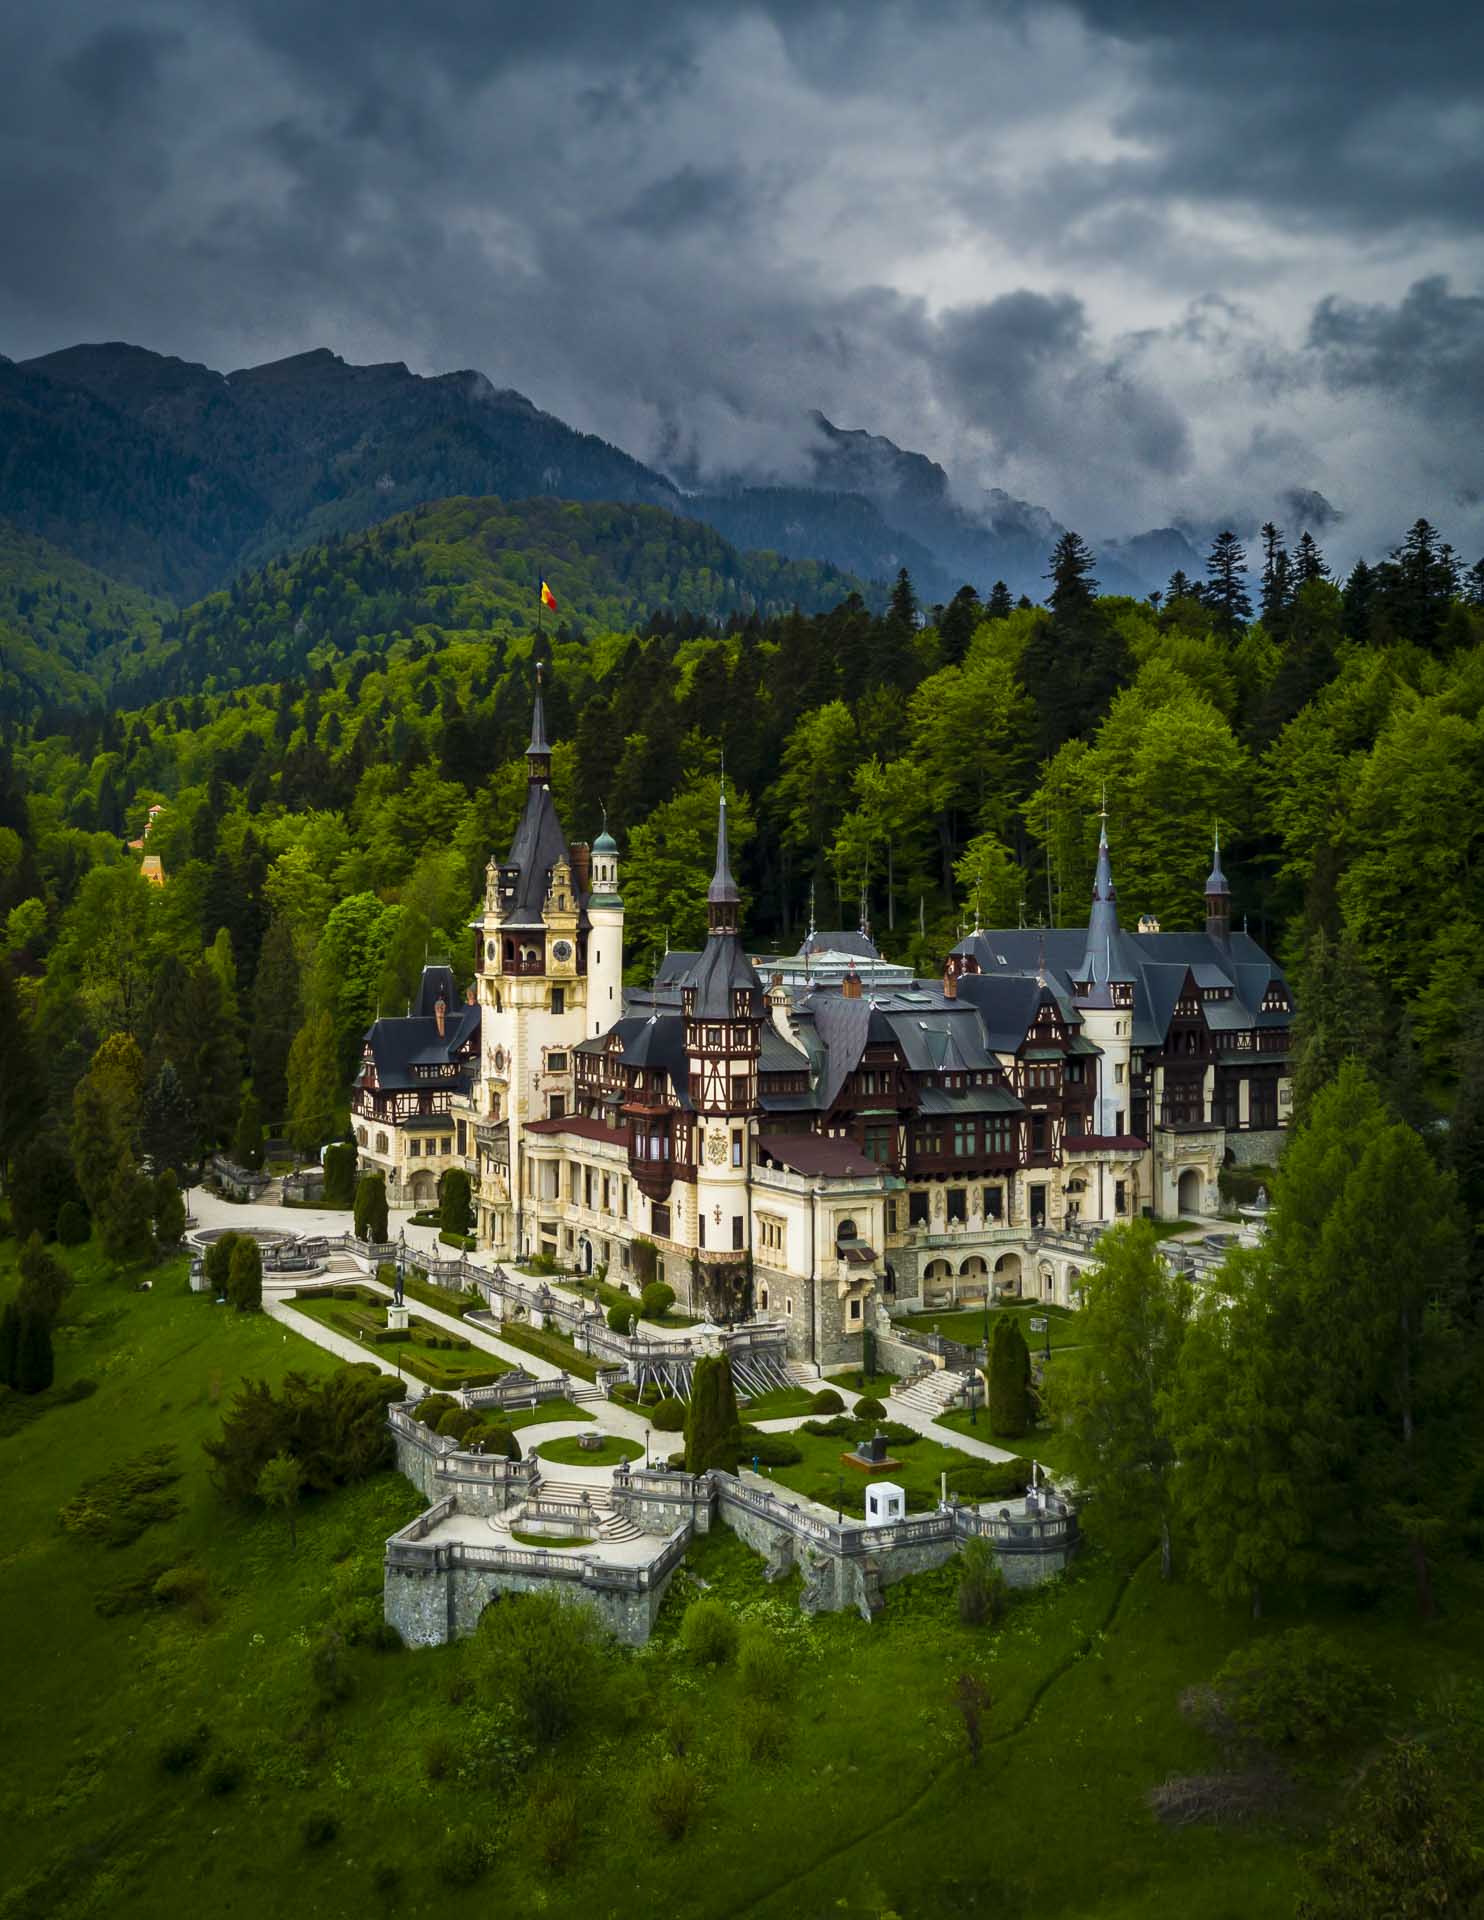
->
(353, 683), (1294, 1365)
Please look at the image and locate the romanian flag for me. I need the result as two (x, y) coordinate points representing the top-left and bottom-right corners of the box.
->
(540, 579), (558, 612)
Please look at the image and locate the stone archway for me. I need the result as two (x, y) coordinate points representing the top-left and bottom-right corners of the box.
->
(1178, 1168), (1202, 1216)
(958, 1255), (988, 1303)
(410, 1169), (437, 1210)
(993, 1251), (1023, 1298)
(923, 1258), (952, 1305)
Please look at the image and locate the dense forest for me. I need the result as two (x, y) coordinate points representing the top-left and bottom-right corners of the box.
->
(2, 497), (1483, 1221)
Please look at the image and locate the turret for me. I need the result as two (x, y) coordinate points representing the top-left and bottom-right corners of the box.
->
(587, 818), (624, 1036)
(526, 661), (551, 786)
(1072, 806), (1135, 1143)
(1205, 826), (1231, 948)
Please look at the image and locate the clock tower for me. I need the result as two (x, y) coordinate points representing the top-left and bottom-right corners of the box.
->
(470, 669), (605, 1256)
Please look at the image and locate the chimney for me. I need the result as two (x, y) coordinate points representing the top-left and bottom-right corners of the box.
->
(570, 841), (592, 895)
(841, 965), (862, 1000)
(943, 964), (957, 1000)
(434, 994), (447, 1038)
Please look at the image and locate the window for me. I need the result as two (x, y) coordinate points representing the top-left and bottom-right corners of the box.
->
(551, 987), (565, 1016)
(584, 1168), (593, 1208)
(706, 1026), (722, 1048)
(864, 1123), (894, 1165)
(376, 1132), (388, 1154)
(785, 1297), (793, 1317)
(909, 1191), (929, 1227)
(947, 1188), (967, 1224)
(1067, 1060), (1084, 1084)
(602, 1174), (611, 1211)
(952, 1119), (975, 1158)
(652, 1204), (671, 1237)
(409, 1139), (421, 1157)
(1031, 1112), (1047, 1153)
(1115, 1180), (1127, 1216)
(983, 1184), (1003, 1221)
(849, 1297), (862, 1321)
(985, 1117), (1013, 1157)
(549, 1094), (565, 1119)
(441, 1139), (451, 1155)
(548, 1052), (567, 1073)
(1030, 1185), (1047, 1229)
(569, 1163), (580, 1202)
(456, 1120), (466, 1154)
(356, 1126), (368, 1146)
(731, 1130), (743, 1168)
(698, 1213), (705, 1249)
(1250, 1078), (1278, 1129)
(760, 1286), (770, 1309)
(732, 1215), (744, 1250)
(1114, 1062), (1124, 1084)
(758, 1215), (785, 1255)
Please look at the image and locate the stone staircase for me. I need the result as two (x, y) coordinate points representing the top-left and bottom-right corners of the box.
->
(526, 1476), (643, 1544)
(890, 1368), (965, 1419)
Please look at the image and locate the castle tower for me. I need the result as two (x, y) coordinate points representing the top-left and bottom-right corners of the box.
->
(1071, 807), (1135, 1138)
(587, 818), (624, 1037)
(1204, 826), (1231, 948)
(472, 669), (591, 1256)
(681, 788), (764, 1265)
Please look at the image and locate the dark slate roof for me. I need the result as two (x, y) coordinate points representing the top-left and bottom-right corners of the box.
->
(951, 974), (1060, 1054)
(414, 965), (457, 1019)
(682, 932), (764, 1019)
(755, 1133), (882, 1178)
(915, 1083), (1024, 1116)
(655, 951), (699, 987)
(502, 780), (573, 930)
(583, 1010), (695, 1110)
(357, 975), (480, 1095)
(799, 929), (879, 960)
(798, 992), (872, 1109)
(759, 1023), (811, 1073)
(952, 925), (1290, 1048)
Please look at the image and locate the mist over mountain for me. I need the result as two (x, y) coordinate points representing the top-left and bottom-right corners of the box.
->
(3, 339), (1220, 611)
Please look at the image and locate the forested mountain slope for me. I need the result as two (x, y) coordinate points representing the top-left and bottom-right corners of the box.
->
(0, 522), (169, 723)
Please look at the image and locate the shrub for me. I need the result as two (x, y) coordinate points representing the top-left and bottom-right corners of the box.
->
(322, 1142), (357, 1208)
(741, 1432), (802, 1468)
(472, 1591), (606, 1748)
(227, 1236), (263, 1312)
(203, 1755), (243, 1796)
(55, 1200), (90, 1246)
(651, 1396), (686, 1432)
(853, 1394), (887, 1420)
(957, 1537), (1008, 1627)
(159, 1723), (211, 1774)
(353, 1170), (389, 1243)
(528, 1776), (583, 1872)
(646, 1758), (703, 1842)
(945, 1460), (1031, 1503)
(482, 1426), (522, 1461)
(640, 1280), (676, 1320)
(810, 1388), (844, 1414)
(414, 1392), (461, 1427)
(802, 1414), (857, 1440)
(204, 1234), (240, 1295)
(205, 1367), (400, 1503)
(684, 1355), (741, 1474)
(680, 1597), (740, 1667)
(607, 1300), (636, 1335)
(1214, 1628), (1381, 1751)
(310, 1628), (354, 1708)
(631, 1238), (658, 1288)
(740, 1701), (791, 1765)
(153, 1563), (217, 1622)
(439, 1167), (473, 1236)
(989, 1316), (1031, 1438)
(302, 1809), (339, 1850)
(739, 1632), (795, 1704)
(437, 1407), (482, 1445)
(436, 1825), (490, 1887)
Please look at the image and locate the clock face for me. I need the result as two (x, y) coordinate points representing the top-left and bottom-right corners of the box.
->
(552, 939), (573, 963)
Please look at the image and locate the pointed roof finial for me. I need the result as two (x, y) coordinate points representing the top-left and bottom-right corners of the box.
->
(1206, 819), (1229, 897)
(527, 658), (550, 759)
(807, 881), (816, 940)
(858, 876), (869, 939)
(707, 783), (739, 909)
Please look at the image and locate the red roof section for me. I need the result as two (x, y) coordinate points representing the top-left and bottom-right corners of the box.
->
(756, 1132), (880, 1178)
(524, 1114), (624, 1144)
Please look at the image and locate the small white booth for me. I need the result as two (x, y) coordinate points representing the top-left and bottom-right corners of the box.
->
(864, 1481), (906, 1527)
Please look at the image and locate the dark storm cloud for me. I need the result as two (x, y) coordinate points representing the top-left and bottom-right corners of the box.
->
(0, 0), (1480, 555)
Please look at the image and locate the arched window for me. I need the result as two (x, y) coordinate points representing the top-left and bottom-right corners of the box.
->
(759, 1286), (769, 1310)
(356, 1126), (368, 1146)
(836, 1217), (857, 1241)
(376, 1132), (388, 1154)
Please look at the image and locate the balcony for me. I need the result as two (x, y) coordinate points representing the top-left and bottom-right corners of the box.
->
(1155, 1106), (1223, 1133)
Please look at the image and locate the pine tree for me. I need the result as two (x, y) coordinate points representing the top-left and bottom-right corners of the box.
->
(937, 585), (980, 664)
(143, 1059), (199, 1178)
(227, 1237), (263, 1312)
(153, 1168), (186, 1246)
(14, 1311), (54, 1394)
(1204, 530), (1252, 636)
(1259, 521), (1291, 630)
(888, 568), (918, 630)
(235, 1087), (264, 1170)
(439, 1167), (472, 1237)
(322, 1142), (357, 1208)
(353, 1170), (388, 1243)
(988, 1315), (1030, 1438)
(985, 580), (1014, 620)
(17, 1233), (69, 1321)
(684, 1355), (741, 1474)
(104, 1165), (156, 1265)
(1046, 531), (1098, 618)
(1023, 533), (1124, 757)
(1165, 568), (1194, 604)
(1293, 530), (1329, 585)
(251, 915), (302, 1125)
(286, 1009), (339, 1156)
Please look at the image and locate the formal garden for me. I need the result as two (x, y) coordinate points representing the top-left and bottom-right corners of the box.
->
(289, 1284), (511, 1391)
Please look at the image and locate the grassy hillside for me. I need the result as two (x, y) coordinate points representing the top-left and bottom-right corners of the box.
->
(0, 520), (170, 722)
(3, 1231), (1480, 1920)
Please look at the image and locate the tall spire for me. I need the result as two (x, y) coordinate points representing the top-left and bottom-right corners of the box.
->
(526, 660), (551, 781)
(1076, 806), (1124, 1000)
(707, 782), (740, 931)
(1205, 821), (1231, 946)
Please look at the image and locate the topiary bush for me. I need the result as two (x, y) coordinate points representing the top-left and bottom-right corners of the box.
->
(414, 1393), (460, 1427)
(651, 1396), (686, 1432)
(853, 1394), (887, 1420)
(481, 1426), (522, 1461)
(989, 1316), (1031, 1438)
(679, 1597), (740, 1667)
(437, 1407), (482, 1445)
(640, 1280), (676, 1320)
(607, 1300), (636, 1335)
(741, 1432), (802, 1467)
(810, 1388), (844, 1414)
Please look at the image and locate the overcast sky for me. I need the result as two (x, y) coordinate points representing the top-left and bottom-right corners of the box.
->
(3, 0), (1482, 564)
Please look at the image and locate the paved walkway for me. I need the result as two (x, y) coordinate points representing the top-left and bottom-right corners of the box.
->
(264, 1297), (423, 1394)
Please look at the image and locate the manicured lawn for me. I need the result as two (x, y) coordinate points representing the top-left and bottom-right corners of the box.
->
(935, 1405), (1079, 1477)
(485, 1316), (601, 1381)
(6, 1230), (1482, 1920)
(740, 1385), (818, 1422)
(484, 1396), (594, 1431)
(898, 1300), (1083, 1351)
(766, 1423), (993, 1516)
(826, 1367), (900, 1395)
(291, 1286), (510, 1389)
(534, 1432), (643, 1468)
